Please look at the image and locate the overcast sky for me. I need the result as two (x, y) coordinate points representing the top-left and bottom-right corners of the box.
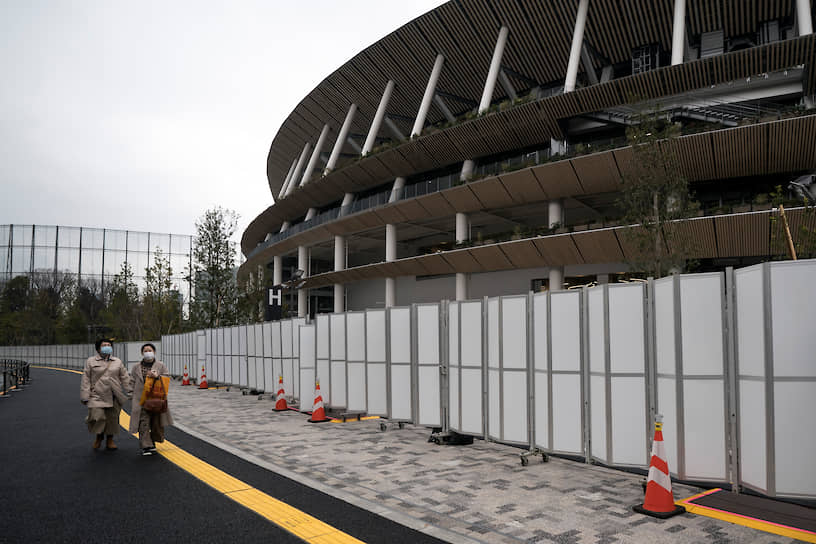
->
(0, 0), (445, 253)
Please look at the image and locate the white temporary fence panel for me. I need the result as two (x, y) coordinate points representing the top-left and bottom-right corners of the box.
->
(415, 303), (441, 427)
(217, 328), (226, 384)
(532, 292), (550, 451)
(298, 324), (316, 411)
(262, 322), (274, 395)
(388, 307), (412, 422)
(346, 312), (367, 412)
(448, 300), (484, 436)
(365, 309), (387, 417)
(549, 290), (584, 456)
(291, 317), (305, 398)
(588, 283), (649, 467)
(270, 321), (282, 394)
(247, 325), (257, 390)
(238, 326), (249, 387)
(316, 315), (330, 406)
(281, 320), (294, 401)
(227, 326), (238, 386)
(656, 273), (727, 482)
(487, 296), (528, 445)
(254, 324), (265, 391)
(205, 330), (214, 382)
(329, 313), (347, 409)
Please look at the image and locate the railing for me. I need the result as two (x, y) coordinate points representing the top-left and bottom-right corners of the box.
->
(1, 359), (31, 397)
(248, 103), (815, 260)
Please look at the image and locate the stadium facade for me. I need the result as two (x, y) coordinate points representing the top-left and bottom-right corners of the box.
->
(240, 0), (816, 318)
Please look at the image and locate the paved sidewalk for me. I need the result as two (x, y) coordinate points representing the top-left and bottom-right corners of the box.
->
(168, 384), (797, 544)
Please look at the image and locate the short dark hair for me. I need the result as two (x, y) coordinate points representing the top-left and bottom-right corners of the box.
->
(95, 338), (114, 351)
(141, 343), (156, 353)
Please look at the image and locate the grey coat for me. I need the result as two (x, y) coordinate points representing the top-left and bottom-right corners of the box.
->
(129, 360), (174, 434)
(80, 355), (132, 408)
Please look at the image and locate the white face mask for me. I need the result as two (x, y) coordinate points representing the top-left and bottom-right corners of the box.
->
(142, 351), (155, 361)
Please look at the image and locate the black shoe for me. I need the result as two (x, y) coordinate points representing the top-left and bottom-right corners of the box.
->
(148, 446), (157, 453)
(141, 448), (155, 456)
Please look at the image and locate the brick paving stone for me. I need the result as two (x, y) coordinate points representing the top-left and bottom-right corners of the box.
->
(167, 384), (801, 544)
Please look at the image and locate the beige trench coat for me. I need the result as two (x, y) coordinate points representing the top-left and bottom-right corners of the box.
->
(129, 360), (174, 434)
(80, 355), (132, 408)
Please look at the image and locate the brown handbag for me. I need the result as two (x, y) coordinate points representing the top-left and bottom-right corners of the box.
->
(143, 376), (168, 414)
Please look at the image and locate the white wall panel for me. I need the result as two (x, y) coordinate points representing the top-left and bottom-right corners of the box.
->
(680, 275), (723, 376)
(739, 379), (767, 492)
(501, 297), (526, 369)
(683, 379), (726, 480)
(611, 377), (647, 466)
(330, 314), (347, 409)
(416, 305), (440, 427)
(657, 377), (679, 477)
(503, 371), (528, 444)
(590, 375), (607, 462)
(298, 324), (316, 411)
(552, 374), (583, 454)
(608, 284), (645, 374)
(347, 312), (366, 412)
(770, 261), (816, 377)
(550, 292), (581, 371)
(773, 382), (816, 496)
(389, 307), (412, 421)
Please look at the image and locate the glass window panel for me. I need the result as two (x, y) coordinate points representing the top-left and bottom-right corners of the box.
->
(104, 250), (127, 276)
(80, 249), (103, 275)
(58, 227), (81, 248)
(149, 233), (170, 254)
(33, 247), (55, 271)
(12, 225), (33, 246)
(57, 247), (80, 274)
(0, 246), (9, 273)
(11, 246), (31, 273)
(105, 230), (127, 250)
(127, 231), (149, 252)
(0, 226), (10, 245)
(172, 254), (191, 277)
(34, 225), (57, 247)
(170, 235), (191, 254)
(129, 252), (149, 277)
(81, 228), (104, 249)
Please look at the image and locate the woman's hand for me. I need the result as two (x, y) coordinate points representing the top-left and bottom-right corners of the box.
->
(148, 369), (159, 379)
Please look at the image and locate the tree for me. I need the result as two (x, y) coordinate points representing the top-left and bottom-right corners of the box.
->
(27, 271), (76, 344)
(189, 207), (239, 328)
(0, 275), (31, 344)
(142, 248), (183, 338)
(617, 114), (699, 277)
(101, 262), (142, 341)
(237, 265), (265, 324)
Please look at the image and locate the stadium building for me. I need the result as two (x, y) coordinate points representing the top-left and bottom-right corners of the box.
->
(240, 0), (816, 318)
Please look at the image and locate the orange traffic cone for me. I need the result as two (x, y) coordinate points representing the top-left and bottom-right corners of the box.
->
(307, 380), (330, 423)
(181, 365), (191, 386)
(633, 415), (685, 518)
(274, 375), (288, 411)
(198, 365), (209, 390)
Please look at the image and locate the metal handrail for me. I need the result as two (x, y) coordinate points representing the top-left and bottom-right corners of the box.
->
(1, 359), (31, 397)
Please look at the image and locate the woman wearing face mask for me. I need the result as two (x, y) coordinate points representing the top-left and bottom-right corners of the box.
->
(80, 338), (132, 451)
(129, 343), (173, 456)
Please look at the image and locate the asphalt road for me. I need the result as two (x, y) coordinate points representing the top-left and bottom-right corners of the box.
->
(0, 367), (445, 544)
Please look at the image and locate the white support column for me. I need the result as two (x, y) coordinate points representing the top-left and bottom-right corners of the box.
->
(479, 26), (509, 113)
(797, 0), (813, 35)
(300, 124), (331, 186)
(385, 117), (406, 141)
(548, 199), (564, 291)
(346, 136), (362, 154)
(385, 223), (397, 308)
(411, 54), (445, 137)
(334, 235), (345, 313)
(433, 94), (457, 123)
(305, 208), (317, 221)
(671, 0), (687, 65)
(455, 212), (469, 301)
(389, 177), (406, 203)
(279, 221), (290, 233)
(285, 142), (312, 197)
(362, 80), (395, 155)
(564, 0), (590, 93)
(324, 104), (358, 175)
(273, 255), (282, 286)
(498, 70), (517, 101)
(297, 245), (308, 318)
(278, 158), (298, 200)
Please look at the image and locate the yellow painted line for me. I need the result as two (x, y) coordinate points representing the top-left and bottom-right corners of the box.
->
(35, 366), (366, 543)
(33, 365), (82, 374)
(677, 489), (816, 543)
(331, 416), (382, 423)
(116, 411), (365, 544)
